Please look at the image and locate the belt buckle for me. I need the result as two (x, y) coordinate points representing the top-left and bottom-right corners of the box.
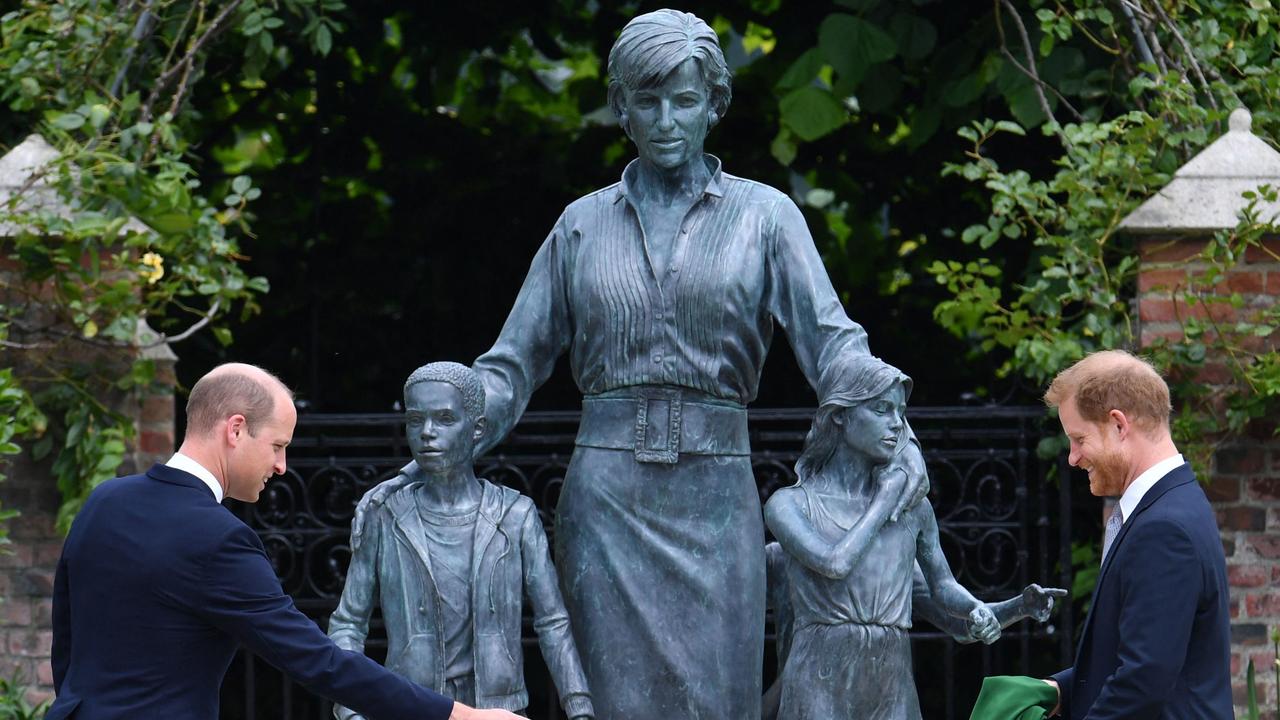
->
(633, 388), (681, 464)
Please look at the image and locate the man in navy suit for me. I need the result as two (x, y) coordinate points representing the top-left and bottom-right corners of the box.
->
(1042, 350), (1231, 719)
(48, 362), (523, 720)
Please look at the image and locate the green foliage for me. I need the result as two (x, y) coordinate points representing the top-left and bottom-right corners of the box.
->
(1068, 539), (1099, 619)
(1253, 626), (1280, 718)
(0, 0), (334, 531)
(0, 370), (43, 548)
(0, 674), (48, 720)
(926, 0), (1280, 472)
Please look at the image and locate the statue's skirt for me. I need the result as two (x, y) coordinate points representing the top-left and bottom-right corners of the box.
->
(778, 623), (920, 720)
(555, 445), (765, 720)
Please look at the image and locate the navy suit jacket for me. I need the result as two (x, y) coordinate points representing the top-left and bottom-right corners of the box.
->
(48, 464), (455, 720)
(1051, 463), (1232, 719)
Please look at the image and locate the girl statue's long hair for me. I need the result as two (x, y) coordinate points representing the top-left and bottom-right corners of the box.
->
(794, 354), (912, 485)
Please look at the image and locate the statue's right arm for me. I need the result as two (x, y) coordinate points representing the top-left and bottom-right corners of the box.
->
(328, 509), (382, 720)
(763, 474), (903, 580)
(471, 219), (574, 457)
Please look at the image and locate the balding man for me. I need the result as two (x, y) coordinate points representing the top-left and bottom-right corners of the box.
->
(48, 363), (521, 720)
(1042, 350), (1230, 719)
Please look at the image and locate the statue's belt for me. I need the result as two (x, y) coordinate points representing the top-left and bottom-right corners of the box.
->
(576, 388), (750, 464)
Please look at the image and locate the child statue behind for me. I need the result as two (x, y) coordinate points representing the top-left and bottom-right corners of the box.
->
(328, 362), (594, 720)
(763, 353), (1064, 720)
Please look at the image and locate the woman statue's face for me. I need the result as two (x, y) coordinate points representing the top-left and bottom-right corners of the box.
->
(840, 382), (907, 463)
(623, 57), (711, 172)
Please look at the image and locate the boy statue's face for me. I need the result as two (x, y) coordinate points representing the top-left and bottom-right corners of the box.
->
(405, 381), (479, 475)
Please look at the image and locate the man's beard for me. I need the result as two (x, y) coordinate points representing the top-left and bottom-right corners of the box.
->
(1088, 446), (1129, 497)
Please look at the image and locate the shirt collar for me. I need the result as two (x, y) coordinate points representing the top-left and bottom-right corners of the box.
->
(166, 451), (224, 502)
(613, 154), (725, 204)
(1117, 452), (1184, 521)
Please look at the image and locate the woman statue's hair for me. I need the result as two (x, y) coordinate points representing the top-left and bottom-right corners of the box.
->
(606, 9), (732, 130)
(794, 354), (912, 484)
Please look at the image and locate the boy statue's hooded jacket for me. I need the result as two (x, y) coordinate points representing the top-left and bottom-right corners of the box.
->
(328, 473), (594, 718)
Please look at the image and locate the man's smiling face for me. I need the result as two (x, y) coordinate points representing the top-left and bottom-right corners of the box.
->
(1059, 395), (1129, 497)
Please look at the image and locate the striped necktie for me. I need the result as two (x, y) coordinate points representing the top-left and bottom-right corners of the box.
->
(1101, 506), (1124, 566)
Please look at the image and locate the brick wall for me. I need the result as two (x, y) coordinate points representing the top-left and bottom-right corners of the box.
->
(1138, 235), (1280, 718)
(0, 357), (175, 707)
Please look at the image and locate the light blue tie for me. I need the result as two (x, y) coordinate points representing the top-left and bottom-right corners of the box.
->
(1101, 506), (1124, 566)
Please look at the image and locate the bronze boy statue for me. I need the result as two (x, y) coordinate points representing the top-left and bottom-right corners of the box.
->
(328, 362), (594, 720)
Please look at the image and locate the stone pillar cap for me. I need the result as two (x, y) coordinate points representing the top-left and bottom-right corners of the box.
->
(1119, 107), (1280, 233)
(0, 133), (149, 236)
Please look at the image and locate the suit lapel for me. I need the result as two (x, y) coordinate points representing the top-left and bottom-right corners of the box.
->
(1076, 463), (1196, 654)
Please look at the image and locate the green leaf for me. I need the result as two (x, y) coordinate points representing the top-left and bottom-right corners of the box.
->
(232, 175), (252, 195)
(212, 326), (234, 346)
(52, 112), (86, 130)
(143, 211), (194, 234)
(315, 24), (333, 56)
(770, 128), (798, 166)
(1005, 82), (1049, 127)
(994, 120), (1026, 136)
(776, 49), (825, 91)
(889, 14), (936, 60)
(819, 14), (897, 88)
(779, 86), (847, 142)
(31, 435), (53, 461)
(943, 72), (985, 107)
(88, 104), (110, 130)
(1245, 659), (1259, 720)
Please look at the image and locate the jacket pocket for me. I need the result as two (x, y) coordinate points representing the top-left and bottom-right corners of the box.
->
(476, 631), (521, 695)
(389, 633), (439, 687)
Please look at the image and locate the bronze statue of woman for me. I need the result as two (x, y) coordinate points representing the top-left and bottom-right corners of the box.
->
(360, 10), (927, 718)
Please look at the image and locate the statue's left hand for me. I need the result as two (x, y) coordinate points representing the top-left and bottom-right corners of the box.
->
(1021, 584), (1068, 622)
(888, 440), (929, 522)
(967, 604), (1001, 645)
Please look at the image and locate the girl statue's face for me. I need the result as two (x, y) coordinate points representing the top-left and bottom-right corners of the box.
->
(840, 382), (907, 463)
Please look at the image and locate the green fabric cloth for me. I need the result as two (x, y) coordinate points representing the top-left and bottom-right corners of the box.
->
(969, 675), (1058, 720)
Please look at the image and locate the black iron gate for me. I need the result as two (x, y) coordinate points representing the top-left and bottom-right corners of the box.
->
(221, 406), (1074, 720)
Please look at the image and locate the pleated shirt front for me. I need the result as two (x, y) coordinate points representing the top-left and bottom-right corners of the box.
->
(473, 155), (869, 445)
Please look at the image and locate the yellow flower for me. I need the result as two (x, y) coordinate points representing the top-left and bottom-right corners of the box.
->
(140, 252), (165, 285)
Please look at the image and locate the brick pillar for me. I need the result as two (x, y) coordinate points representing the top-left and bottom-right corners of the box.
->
(0, 321), (177, 706)
(0, 363), (176, 706)
(1138, 235), (1280, 717)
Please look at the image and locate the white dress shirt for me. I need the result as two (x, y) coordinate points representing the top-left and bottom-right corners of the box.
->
(165, 452), (224, 503)
(1117, 453), (1185, 524)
